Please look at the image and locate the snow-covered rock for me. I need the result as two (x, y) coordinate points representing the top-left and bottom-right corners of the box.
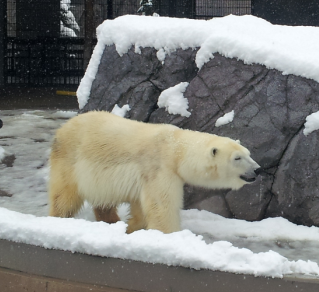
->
(77, 15), (319, 227)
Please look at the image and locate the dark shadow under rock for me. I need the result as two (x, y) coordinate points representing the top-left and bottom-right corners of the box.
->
(0, 190), (12, 197)
(183, 185), (232, 218)
(1, 154), (16, 167)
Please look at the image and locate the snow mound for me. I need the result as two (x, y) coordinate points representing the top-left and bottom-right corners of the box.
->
(51, 110), (78, 119)
(77, 14), (319, 109)
(111, 104), (131, 117)
(304, 111), (319, 136)
(1, 207), (319, 278)
(215, 111), (234, 127)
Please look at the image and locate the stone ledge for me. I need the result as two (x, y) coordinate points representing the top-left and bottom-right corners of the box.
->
(0, 267), (123, 292)
(0, 239), (318, 292)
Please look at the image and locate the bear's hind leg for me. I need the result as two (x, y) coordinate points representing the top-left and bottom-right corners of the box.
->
(94, 206), (120, 223)
(49, 183), (83, 218)
(127, 201), (146, 233)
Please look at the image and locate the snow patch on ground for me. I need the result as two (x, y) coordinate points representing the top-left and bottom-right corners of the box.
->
(0, 146), (6, 161)
(51, 110), (78, 119)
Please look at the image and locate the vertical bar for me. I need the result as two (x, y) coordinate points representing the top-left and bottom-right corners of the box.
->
(107, 0), (113, 19)
(0, 0), (6, 86)
(191, 0), (196, 19)
(28, 41), (31, 85)
(64, 43), (66, 85)
(10, 41), (14, 84)
(84, 0), (95, 70)
(168, 0), (176, 17)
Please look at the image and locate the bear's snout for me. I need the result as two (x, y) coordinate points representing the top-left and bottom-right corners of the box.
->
(254, 167), (263, 176)
(240, 166), (262, 183)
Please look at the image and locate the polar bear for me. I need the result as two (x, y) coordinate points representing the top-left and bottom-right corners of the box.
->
(49, 111), (260, 233)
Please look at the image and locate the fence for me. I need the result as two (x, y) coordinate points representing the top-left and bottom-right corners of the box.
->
(195, 0), (251, 19)
(3, 0), (253, 86)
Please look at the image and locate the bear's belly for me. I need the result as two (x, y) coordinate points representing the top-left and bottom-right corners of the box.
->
(75, 159), (142, 206)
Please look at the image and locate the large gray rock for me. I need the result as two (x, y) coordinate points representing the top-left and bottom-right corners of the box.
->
(81, 45), (319, 227)
(82, 46), (198, 122)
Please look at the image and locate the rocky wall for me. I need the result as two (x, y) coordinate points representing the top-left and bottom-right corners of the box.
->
(81, 45), (319, 227)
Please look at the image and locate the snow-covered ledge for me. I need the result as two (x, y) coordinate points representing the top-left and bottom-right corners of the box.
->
(77, 15), (319, 109)
(77, 15), (319, 227)
(1, 239), (319, 292)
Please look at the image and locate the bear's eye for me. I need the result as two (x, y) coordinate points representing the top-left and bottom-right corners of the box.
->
(211, 148), (218, 156)
(235, 157), (241, 161)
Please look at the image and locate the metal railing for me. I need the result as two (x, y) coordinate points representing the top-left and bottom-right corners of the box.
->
(4, 0), (252, 86)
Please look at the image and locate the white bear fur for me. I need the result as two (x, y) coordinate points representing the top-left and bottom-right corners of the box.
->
(49, 111), (260, 233)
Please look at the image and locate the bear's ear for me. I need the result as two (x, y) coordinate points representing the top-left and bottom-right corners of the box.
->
(236, 140), (241, 144)
(211, 148), (218, 157)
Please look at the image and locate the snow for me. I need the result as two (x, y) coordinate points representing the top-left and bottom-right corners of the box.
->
(111, 104), (131, 117)
(0, 146), (6, 161)
(77, 40), (105, 109)
(51, 110), (78, 119)
(157, 82), (191, 117)
(1, 206), (319, 278)
(215, 110), (234, 127)
(304, 111), (319, 136)
(183, 209), (319, 242)
(60, 0), (80, 37)
(1, 109), (319, 279)
(77, 14), (319, 110)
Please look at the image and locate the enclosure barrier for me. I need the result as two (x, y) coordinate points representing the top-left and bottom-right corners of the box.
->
(2, 0), (252, 86)
(0, 239), (319, 292)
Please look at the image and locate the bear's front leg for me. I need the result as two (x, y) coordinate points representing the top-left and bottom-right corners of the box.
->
(126, 201), (147, 234)
(141, 177), (184, 234)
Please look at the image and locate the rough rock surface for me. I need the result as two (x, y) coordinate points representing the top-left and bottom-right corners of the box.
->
(81, 45), (319, 227)
(1, 154), (15, 167)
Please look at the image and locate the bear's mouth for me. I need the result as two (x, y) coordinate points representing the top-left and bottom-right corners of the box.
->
(240, 175), (256, 183)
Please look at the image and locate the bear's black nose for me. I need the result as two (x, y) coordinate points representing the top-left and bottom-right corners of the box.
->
(254, 168), (263, 175)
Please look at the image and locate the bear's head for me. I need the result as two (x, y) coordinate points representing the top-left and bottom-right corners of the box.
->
(177, 134), (261, 190)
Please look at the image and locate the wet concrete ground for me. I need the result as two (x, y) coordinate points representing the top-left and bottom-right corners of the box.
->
(0, 86), (78, 110)
(202, 233), (319, 265)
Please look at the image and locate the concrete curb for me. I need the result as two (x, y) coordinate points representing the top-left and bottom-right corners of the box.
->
(0, 239), (318, 292)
